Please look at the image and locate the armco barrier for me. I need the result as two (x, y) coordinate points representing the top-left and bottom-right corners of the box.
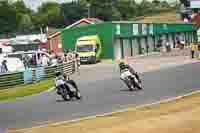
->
(62, 61), (76, 75)
(35, 67), (45, 82)
(0, 59), (79, 89)
(0, 71), (24, 88)
(44, 65), (57, 79)
(44, 60), (76, 79)
(23, 69), (33, 84)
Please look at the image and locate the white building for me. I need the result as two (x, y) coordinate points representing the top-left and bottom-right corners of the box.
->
(9, 34), (47, 45)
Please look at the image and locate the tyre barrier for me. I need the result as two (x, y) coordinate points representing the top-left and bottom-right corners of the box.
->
(0, 59), (80, 89)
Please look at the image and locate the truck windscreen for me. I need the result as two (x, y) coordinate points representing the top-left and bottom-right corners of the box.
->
(76, 45), (93, 52)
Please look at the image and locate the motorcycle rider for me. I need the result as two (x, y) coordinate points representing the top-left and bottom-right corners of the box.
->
(55, 71), (70, 95)
(119, 62), (141, 87)
(55, 71), (78, 95)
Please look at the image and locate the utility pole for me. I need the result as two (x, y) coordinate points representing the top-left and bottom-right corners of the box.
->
(87, 3), (91, 18)
(176, 0), (178, 9)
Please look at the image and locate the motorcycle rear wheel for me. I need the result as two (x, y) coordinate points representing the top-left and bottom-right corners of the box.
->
(62, 89), (70, 101)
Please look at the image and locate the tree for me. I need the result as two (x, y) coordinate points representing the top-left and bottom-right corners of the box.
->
(112, 7), (121, 20)
(0, 0), (174, 35)
(13, 0), (34, 33)
(35, 2), (64, 29)
(114, 0), (137, 20)
(161, 1), (171, 8)
(152, 0), (161, 7)
(62, 1), (87, 26)
(0, 1), (17, 35)
(136, 0), (152, 16)
(17, 14), (33, 33)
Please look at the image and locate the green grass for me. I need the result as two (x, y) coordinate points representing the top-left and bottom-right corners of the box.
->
(0, 79), (54, 101)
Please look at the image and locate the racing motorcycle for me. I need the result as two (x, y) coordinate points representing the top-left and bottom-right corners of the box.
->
(55, 76), (81, 101)
(120, 68), (142, 91)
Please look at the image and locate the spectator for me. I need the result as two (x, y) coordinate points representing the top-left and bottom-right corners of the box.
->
(165, 41), (171, 52)
(184, 18), (189, 23)
(30, 54), (37, 67)
(191, 42), (197, 58)
(41, 54), (50, 66)
(51, 55), (58, 66)
(23, 56), (29, 69)
(157, 39), (162, 48)
(64, 49), (70, 62)
(57, 53), (64, 64)
(48, 50), (54, 59)
(63, 49), (78, 62)
(0, 59), (8, 73)
(176, 34), (181, 48)
(68, 49), (78, 60)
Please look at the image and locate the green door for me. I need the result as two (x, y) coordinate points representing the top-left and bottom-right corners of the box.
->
(131, 38), (139, 56)
(140, 37), (146, 54)
(169, 34), (174, 48)
(114, 38), (122, 60)
(147, 36), (154, 53)
(123, 39), (131, 58)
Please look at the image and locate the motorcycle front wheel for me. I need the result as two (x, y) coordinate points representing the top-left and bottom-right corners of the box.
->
(76, 91), (82, 100)
(123, 78), (134, 91)
(136, 83), (143, 90)
(62, 89), (70, 101)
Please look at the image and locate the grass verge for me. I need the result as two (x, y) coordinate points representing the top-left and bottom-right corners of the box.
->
(0, 79), (54, 101)
(8, 90), (200, 133)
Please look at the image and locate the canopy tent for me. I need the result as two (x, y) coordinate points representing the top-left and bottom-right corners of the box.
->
(0, 44), (6, 48)
(0, 39), (8, 46)
(0, 44), (13, 53)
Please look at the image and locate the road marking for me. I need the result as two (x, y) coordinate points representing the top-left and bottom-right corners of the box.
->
(11, 89), (200, 132)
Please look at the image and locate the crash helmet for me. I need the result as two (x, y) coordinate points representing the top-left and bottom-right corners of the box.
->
(119, 62), (126, 70)
(55, 71), (62, 77)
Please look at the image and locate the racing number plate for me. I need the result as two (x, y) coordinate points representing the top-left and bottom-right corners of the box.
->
(121, 71), (132, 79)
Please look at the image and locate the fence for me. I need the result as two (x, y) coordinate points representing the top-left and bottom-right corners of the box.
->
(0, 59), (79, 89)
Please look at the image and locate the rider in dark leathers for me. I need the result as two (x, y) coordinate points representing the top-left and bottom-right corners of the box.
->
(119, 62), (141, 87)
(55, 71), (78, 95)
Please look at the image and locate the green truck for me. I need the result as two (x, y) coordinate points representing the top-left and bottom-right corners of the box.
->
(75, 35), (102, 64)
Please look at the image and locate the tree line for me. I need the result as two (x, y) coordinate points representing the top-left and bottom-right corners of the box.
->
(0, 0), (176, 37)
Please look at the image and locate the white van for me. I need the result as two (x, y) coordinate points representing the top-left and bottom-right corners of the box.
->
(0, 57), (25, 72)
(0, 50), (51, 73)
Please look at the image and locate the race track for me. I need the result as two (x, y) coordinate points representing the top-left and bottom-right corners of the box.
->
(0, 62), (200, 130)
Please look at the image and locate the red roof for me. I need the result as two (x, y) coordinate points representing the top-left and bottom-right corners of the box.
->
(82, 18), (103, 23)
(0, 44), (6, 48)
(48, 18), (103, 39)
(0, 39), (8, 46)
(47, 27), (59, 37)
(65, 18), (103, 29)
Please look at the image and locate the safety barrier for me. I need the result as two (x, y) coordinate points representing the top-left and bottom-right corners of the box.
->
(0, 72), (24, 88)
(0, 59), (79, 89)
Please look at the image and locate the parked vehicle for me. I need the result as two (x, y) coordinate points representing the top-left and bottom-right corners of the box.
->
(55, 72), (81, 101)
(0, 45), (13, 54)
(6, 50), (51, 63)
(0, 56), (24, 72)
(75, 35), (102, 64)
(120, 68), (142, 91)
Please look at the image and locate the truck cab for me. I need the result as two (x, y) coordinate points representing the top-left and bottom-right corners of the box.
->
(75, 35), (102, 64)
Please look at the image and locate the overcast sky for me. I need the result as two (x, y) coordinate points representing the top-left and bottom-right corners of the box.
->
(22, 0), (176, 11)
(23, 0), (69, 10)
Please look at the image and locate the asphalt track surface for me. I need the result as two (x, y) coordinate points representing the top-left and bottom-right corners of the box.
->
(0, 62), (200, 130)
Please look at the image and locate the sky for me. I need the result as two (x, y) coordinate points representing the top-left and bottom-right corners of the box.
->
(22, 0), (176, 11)
(23, 0), (70, 10)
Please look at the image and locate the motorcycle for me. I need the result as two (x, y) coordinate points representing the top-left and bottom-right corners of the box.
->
(120, 68), (142, 91)
(55, 77), (81, 101)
